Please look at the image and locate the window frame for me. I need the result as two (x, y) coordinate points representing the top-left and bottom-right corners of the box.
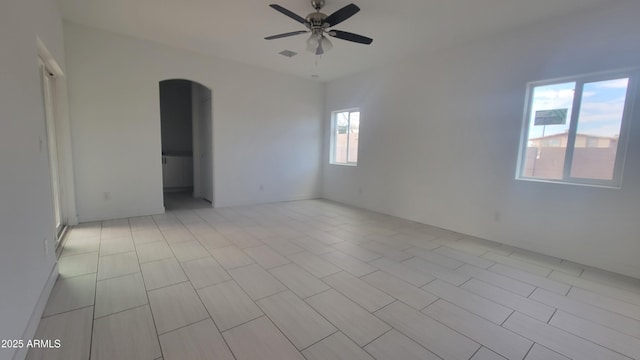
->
(516, 68), (638, 188)
(330, 108), (360, 166)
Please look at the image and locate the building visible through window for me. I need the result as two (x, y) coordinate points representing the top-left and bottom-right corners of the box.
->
(331, 110), (360, 165)
(517, 70), (636, 187)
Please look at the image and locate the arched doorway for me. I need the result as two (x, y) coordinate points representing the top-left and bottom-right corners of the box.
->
(159, 79), (213, 210)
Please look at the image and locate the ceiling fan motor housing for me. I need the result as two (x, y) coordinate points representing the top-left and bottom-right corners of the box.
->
(305, 12), (328, 30)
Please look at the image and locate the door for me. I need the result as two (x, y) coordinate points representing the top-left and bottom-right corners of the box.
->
(39, 58), (65, 244)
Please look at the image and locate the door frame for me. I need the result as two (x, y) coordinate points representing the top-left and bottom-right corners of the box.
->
(158, 79), (214, 207)
(39, 57), (64, 239)
(191, 82), (214, 203)
(37, 38), (78, 250)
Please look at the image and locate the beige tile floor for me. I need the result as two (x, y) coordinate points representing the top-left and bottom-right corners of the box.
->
(27, 195), (640, 360)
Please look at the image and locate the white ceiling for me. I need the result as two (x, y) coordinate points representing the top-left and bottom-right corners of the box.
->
(58, 0), (615, 81)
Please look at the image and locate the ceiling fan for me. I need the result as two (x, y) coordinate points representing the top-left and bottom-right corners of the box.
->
(265, 0), (373, 55)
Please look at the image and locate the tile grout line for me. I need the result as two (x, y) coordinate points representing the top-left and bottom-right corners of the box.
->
(360, 327), (394, 349)
(86, 220), (103, 360)
(254, 293), (337, 354)
(521, 341), (536, 360)
(40, 304), (95, 320)
(401, 298), (486, 357)
(297, 329), (340, 353)
(521, 310), (637, 359)
(467, 346), (482, 360)
(134, 217), (167, 360)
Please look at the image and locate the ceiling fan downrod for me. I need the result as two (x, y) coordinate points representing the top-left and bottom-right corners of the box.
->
(311, 0), (325, 11)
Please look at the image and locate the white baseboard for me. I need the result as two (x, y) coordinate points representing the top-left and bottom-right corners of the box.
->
(213, 194), (319, 208)
(13, 263), (59, 360)
(77, 206), (166, 223)
(67, 215), (79, 226)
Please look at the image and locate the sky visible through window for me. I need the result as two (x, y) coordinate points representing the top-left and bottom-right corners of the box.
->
(528, 78), (628, 139)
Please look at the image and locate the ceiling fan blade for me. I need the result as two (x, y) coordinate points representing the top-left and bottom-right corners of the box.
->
(329, 30), (373, 45)
(324, 3), (360, 27)
(269, 4), (307, 25)
(264, 30), (309, 40)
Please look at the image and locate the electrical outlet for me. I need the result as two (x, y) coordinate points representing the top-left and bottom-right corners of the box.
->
(43, 238), (48, 256)
(259, 184), (264, 191)
(104, 191), (111, 201)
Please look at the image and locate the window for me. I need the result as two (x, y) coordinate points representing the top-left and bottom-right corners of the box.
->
(517, 69), (637, 187)
(331, 109), (360, 165)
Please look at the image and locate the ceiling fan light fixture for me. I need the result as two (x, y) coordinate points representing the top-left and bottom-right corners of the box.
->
(320, 35), (332, 52)
(306, 32), (321, 52)
(307, 32), (332, 55)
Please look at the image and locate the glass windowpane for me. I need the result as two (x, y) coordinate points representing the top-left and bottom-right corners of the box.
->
(570, 78), (628, 180)
(347, 112), (359, 163)
(334, 112), (349, 163)
(522, 82), (575, 180)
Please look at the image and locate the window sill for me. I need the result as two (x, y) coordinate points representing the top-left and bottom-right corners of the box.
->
(516, 177), (621, 189)
(330, 162), (357, 167)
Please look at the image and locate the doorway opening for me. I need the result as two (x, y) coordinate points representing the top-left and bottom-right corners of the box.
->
(159, 80), (213, 210)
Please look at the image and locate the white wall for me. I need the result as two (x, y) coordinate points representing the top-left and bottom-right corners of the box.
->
(323, 1), (640, 278)
(0, 0), (67, 358)
(64, 22), (323, 221)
